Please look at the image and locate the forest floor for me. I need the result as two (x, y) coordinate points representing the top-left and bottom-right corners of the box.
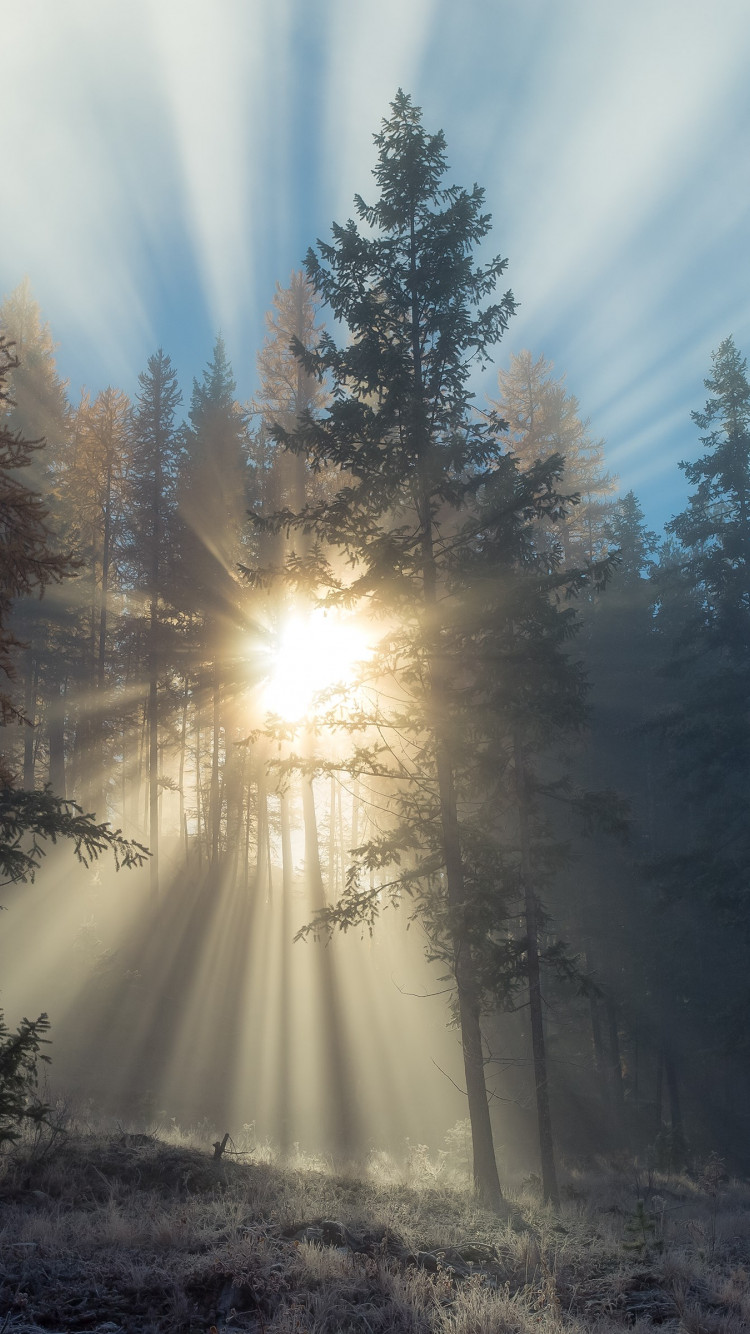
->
(0, 1121), (749, 1333)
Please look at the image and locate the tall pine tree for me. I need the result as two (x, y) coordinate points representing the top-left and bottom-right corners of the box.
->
(260, 92), (603, 1207)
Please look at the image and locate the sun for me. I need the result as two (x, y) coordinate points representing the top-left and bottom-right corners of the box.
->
(261, 607), (371, 722)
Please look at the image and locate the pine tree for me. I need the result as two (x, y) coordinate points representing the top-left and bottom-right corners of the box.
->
(252, 272), (330, 899)
(259, 92), (603, 1207)
(0, 279), (69, 467)
(61, 386), (131, 814)
(129, 350), (183, 902)
(569, 492), (660, 1137)
(0, 337), (72, 736)
(659, 337), (749, 911)
(0, 281), (71, 790)
(0, 335), (147, 874)
(652, 338), (750, 1056)
(181, 336), (248, 869)
(0, 336), (147, 1136)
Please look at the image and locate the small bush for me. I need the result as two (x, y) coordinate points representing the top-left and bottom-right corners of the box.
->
(0, 1008), (51, 1146)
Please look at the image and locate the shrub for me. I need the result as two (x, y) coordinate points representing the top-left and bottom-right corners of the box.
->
(0, 1009), (51, 1147)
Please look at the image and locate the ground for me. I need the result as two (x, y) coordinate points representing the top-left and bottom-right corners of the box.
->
(0, 1122), (748, 1333)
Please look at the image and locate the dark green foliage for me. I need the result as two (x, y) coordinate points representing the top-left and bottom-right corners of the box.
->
(623, 1199), (662, 1256)
(182, 333), (248, 601)
(604, 490), (658, 585)
(0, 784), (148, 886)
(0, 338), (149, 1143)
(0, 1009), (51, 1146)
(128, 348), (184, 590)
(0, 336), (75, 729)
(258, 91), (618, 1207)
(657, 338), (750, 919)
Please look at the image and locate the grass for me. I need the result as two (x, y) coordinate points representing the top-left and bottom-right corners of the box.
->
(0, 1117), (749, 1333)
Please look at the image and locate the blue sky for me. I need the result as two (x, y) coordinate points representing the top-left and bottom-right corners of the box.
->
(4, 0), (749, 533)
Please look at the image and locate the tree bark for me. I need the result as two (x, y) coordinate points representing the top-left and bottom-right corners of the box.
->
(664, 1050), (683, 1136)
(210, 657), (221, 869)
(256, 763), (269, 898)
(606, 997), (625, 1109)
(302, 773), (326, 911)
(278, 786), (293, 1157)
(195, 710), (204, 869)
(178, 676), (188, 860)
(514, 735), (560, 1207)
(23, 644), (37, 788)
(148, 597), (159, 904)
(48, 680), (66, 797)
(328, 774), (337, 898)
(410, 213), (503, 1210)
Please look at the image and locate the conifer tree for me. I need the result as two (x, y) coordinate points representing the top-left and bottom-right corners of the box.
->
(0, 336), (147, 1133)
(0, 335), (147, 877)
(0, 281), (71, 789)
(259, 92), (600, 1207)
(493, 350), (616, 565)
(62, 387), (131, 813)
(653, 337), (750, 1037)
(129, 350), (183, 902)
(181, 336), (247, 869)
(253, 272), (330, 901)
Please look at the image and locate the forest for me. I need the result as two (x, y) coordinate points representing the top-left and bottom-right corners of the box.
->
(1, 92), (749, 1333)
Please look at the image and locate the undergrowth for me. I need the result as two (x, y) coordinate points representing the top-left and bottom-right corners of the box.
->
(0, 1117), (748, 1332)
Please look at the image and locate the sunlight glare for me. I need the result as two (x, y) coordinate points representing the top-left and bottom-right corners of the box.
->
(262, 608), (370, 722)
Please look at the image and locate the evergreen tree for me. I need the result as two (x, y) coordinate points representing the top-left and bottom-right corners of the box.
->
(0, 334), (147, 873)
(659, 337), (749, 914)
(129, 350), (183, 902)
(0, 335), (147, 1135)
(61, 387), (132, 813)
(564, 491), (660, 1142)
(0, 279), (70, 467)
(260, 92), (602, 1206)
(652, 338), (750, 1062)
(0, 281), (72, 790)
(0, 337), (72, 737)
(181, 336), (247, 869)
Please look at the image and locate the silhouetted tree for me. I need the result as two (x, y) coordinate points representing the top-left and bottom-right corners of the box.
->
(260, 92), (602, 1207)
(181, 336), (247, 869)
(129, 350), (183, 901)
(0, 335), (148, 879)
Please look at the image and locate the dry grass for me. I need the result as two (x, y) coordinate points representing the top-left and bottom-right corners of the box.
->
(0, 1121), (748, 1333)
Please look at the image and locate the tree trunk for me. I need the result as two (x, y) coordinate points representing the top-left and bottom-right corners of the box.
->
(210, 658), (221, 869)
(328, 774), (337, 898)
(23, 645), (37, 788)
(606, 997), (625, 1109)
(195, 712), (203, 869)
(148, 425), (163, 901)
(302, 774), (325, 911)
(589, 991), (608, 1102)
(48, 680), (66, 797)
(411, 217), (503, 1210)
(351, 774), (359, 853)
(178, 676), (188, 860)
(515, 735), (560, 1207)
(148, 593), (159, 905)
(278, 786), (293, 1157)
(664, 1051), (683, 1136)
(256, 764), (269, 898)
(243, 762), (251, 890)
